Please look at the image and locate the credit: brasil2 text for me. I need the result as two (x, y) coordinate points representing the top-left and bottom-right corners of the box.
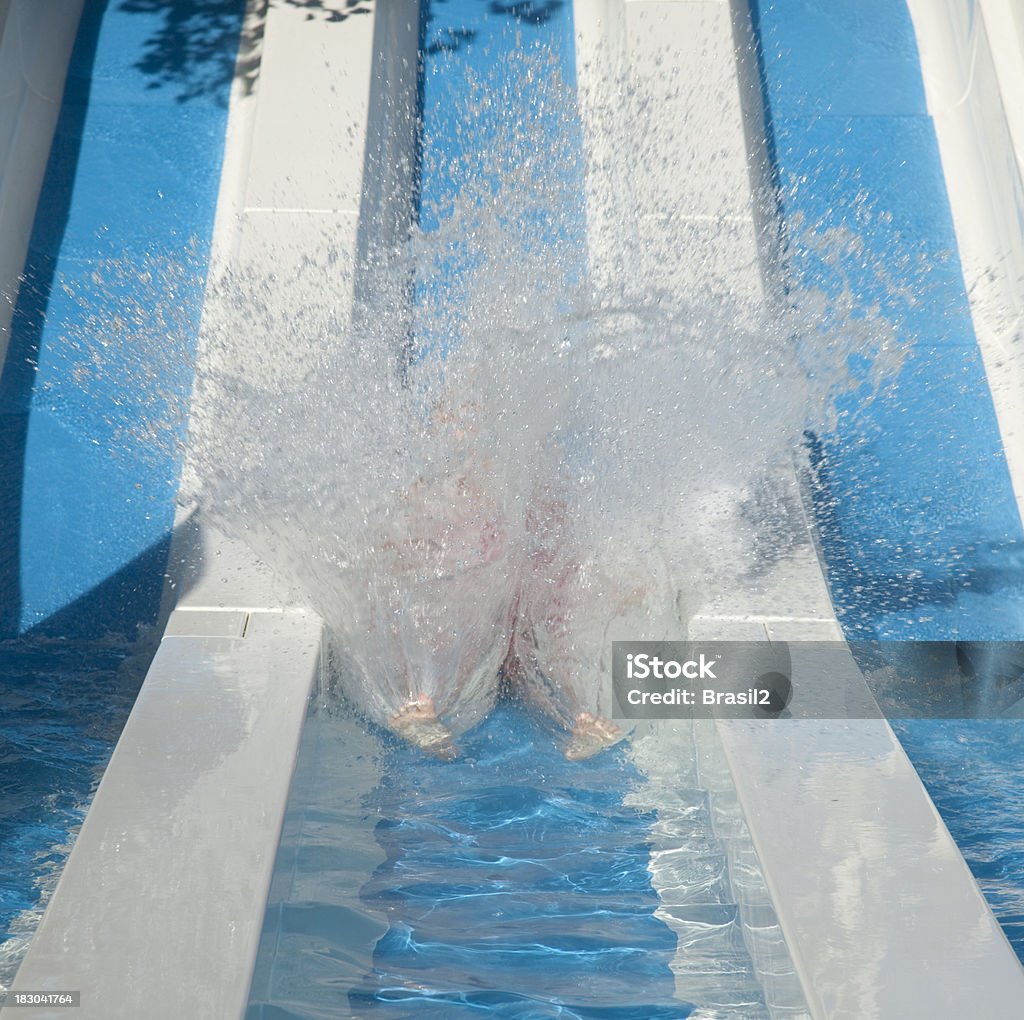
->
(625, 686), (774, 707)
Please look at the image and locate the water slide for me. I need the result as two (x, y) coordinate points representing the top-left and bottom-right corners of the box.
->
(2, 1), (1024, 1016)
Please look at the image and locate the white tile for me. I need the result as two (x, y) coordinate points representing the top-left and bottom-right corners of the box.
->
(164, 608), (249, 637)
(688, 616), (770, 641)
(633, 211), (765, 300)
(624, 1), (753, 220)
(245, 3), (375, 212)
(763, 618), (844, 642)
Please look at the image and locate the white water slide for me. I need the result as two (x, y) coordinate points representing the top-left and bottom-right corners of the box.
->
(3, 1), (1024, 1017)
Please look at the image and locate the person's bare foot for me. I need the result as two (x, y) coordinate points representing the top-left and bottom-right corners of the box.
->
(565, 712), (626, 761)
(389, 695), (457, 760)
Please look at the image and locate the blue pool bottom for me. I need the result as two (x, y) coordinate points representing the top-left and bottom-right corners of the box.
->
(892, 719), (1024, 961)
(247, 702), (696, 1019)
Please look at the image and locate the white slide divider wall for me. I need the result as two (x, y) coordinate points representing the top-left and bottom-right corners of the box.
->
(0, 1), (85, 371)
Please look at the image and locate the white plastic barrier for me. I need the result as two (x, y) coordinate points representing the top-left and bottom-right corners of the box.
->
(0, 0), (84, 369)
(906, 0), (1024, 522)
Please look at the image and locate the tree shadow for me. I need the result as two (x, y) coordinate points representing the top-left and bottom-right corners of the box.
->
(117, 0), (372, 106)
(489, 1), (564, 26)
(117, 0), (566, 106)
(117, 0), (251, 104)
(278, 0), (373, 21)
(424, 26), (477, 56)
(422, 0), (567, 56)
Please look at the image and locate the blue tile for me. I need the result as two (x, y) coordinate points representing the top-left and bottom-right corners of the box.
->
(18, 410), (177, 632)
(30, 103), (227, 260)
(753, 1), (1024, 639)
(1, 0), (241, 637)
(753, 0), (927, 117)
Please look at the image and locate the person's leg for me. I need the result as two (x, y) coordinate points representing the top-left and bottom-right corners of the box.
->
(389, 694), (457, 760)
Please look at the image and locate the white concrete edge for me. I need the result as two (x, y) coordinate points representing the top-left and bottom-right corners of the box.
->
(715, 2), (1024, 1010)
(2, 609), (323, 1020)
(689, 717), (812, 1018)
(707, 665), (1024, 1015)
(570, 0), (628, 292)
(0, 0), (85, 372)
(166, 0), (421, 614)
(162, 0), (291, 615)
(906, 0), (1024, 526)
(980, 0), (1024, 186)
(711, 6), (1024, 1010)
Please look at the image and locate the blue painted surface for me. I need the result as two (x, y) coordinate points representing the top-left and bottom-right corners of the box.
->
(0, 0), (244, 637)
(751, 0), (1024, 640)
(756, 0), (928, 118)
(412, 0), (585, 360)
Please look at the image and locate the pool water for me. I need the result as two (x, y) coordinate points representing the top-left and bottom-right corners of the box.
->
(245, 701), (771, 1019)
(892, 719), (1024, 962)
(0, 639), (147, 989)
(354, 714), (683, 1016)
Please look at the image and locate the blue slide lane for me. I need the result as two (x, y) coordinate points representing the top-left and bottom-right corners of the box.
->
(412, 0), (585, 360)
(750, 0), (1024, 640)
(354, 2), (688, 1014)
(0, 0), (244, 638)
(352, 705), (690, 1018)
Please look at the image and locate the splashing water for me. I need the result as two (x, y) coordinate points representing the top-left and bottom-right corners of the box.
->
(178, 42), (902, 757)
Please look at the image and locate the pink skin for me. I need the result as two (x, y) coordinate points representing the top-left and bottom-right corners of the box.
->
(382, 446), (627, 761)
(505, 491), (629, 760)
(381, 452), (512, 758)
(389, 694), (457, 760)
(565, 712), (626, 761)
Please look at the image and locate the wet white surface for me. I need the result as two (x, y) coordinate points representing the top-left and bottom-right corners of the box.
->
(4, 610), (322, 1019)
